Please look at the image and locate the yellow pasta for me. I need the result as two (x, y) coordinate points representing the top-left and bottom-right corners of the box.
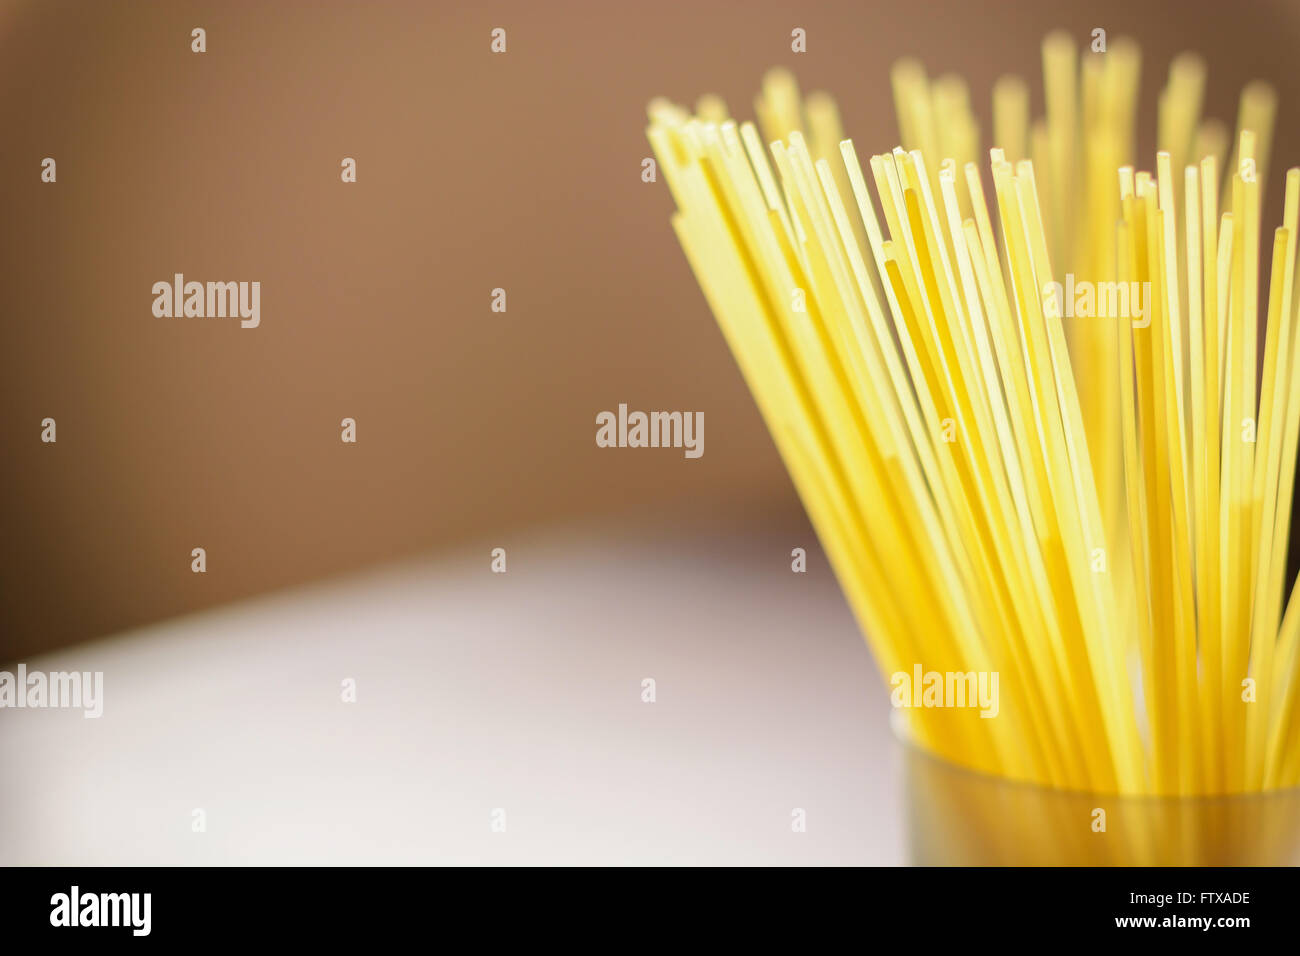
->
(647, 31), (1299, 796)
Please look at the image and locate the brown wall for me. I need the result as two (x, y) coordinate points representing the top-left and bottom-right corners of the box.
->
(4, 0), (1299, 660)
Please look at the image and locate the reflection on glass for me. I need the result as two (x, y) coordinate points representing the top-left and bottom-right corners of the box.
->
(903, 738), (1300, 866)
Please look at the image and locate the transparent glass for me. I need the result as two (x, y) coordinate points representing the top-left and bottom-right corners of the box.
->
(902, 738), (1300, 866)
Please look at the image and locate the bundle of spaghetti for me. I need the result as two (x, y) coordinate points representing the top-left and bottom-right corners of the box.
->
(647, 30), (1300, 796)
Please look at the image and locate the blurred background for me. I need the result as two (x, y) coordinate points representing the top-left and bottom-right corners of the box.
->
(3, 0), (1300, 865)
(5, 0), (1300, 658)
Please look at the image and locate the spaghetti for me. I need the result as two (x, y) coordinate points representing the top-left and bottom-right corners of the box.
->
(647, 31), (1299, 796)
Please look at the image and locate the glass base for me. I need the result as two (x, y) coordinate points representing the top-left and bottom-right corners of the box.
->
(902, 736), (1300, 866)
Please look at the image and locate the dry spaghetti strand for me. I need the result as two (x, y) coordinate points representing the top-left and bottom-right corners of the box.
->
(648, 33), (1298, 796)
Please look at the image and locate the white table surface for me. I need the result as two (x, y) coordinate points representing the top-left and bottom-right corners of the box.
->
(0, 520), (905, 865)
